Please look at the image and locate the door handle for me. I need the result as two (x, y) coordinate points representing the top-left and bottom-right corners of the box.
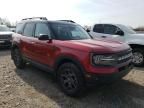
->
(101, 36), (107, 38)
(31, 42), (35, 44)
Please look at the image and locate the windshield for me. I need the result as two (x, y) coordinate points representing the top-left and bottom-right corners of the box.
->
(0, 26), (10, 32)
(119, 25), (136, 34)
(49, 23), (91, 40)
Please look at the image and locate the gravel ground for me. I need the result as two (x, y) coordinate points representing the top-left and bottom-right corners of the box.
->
(0, 49), (144, 108)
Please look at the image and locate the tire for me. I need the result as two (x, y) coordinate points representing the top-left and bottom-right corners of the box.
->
(12, 48), (25, 69)
(57, 63), (85, 97)
(132, 48), (144, 67)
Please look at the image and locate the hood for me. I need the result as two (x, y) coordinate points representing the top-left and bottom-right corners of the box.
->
(59, 39), (130, 53)
(128, 33), (144, 41)
(130, 33), (144, 38)
(0, 31), (13, 35)
(127, 33), (144, 45)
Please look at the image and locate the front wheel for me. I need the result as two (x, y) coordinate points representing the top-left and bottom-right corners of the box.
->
(132, 48), (144, 67)
(57, 63), (85, 97)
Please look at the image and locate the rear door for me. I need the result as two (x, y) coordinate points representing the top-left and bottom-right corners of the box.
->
(20, 22), (36, 59)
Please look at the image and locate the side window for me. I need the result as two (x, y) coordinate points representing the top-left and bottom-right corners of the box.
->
(16, 23), (25, 34)
(23, 23), (35, 37)
(93, 24), (104, 33)
(35, 23), (51, 37)
(103, 25), (117, 35)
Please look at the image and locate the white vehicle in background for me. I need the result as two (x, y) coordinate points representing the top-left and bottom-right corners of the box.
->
(0, 25), (13, 47)
(89, 24), (144, 66)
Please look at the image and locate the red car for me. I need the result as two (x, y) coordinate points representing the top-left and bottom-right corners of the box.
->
(11, 17), (133, 96)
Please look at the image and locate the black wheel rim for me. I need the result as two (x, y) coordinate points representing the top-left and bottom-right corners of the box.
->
(60, 68), (78, 92)
(133, 52), (143, 64)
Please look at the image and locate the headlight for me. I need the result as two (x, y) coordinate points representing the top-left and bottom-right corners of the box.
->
(91, 54), (117, 66)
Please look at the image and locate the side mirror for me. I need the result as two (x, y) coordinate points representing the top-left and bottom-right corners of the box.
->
(38, 34), (51, 40)
(86, 29), (90, 32)
(115, 30), (124, 36)
(12, 30), (15, 32)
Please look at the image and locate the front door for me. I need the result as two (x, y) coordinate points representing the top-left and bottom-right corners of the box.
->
(32, 22), (56, 66)
(102, 24), (125, 42)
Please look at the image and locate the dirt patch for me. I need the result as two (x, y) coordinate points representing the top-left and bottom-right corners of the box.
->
(0, 50), (144, 108)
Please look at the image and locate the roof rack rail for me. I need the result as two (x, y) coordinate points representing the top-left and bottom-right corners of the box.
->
(58, 20), (75, 23)
(22, 17), (47, 21)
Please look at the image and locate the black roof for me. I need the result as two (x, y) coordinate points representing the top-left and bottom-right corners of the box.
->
(48, 21), (77, 25)
(18, 17), (77, 25)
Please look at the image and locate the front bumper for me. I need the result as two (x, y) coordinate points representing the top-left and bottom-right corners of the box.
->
(85, 63), (133, 85)
(0, 40), (11, 47)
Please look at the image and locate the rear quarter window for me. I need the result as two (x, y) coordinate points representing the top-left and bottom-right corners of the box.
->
(16, 23), (25, 34)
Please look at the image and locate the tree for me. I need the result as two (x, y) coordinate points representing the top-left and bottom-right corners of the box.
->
(0, 17), (11, 27)
(83, 25), (91, 31)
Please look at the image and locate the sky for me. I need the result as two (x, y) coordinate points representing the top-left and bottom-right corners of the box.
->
(0, 0), (144, 27)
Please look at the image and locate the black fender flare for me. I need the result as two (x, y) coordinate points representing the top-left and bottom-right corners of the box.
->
(54, 55), (86, 76)
(11, 42), (20, 59)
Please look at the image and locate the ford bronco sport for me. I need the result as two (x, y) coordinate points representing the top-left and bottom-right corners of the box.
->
(11, 17), (133, 96)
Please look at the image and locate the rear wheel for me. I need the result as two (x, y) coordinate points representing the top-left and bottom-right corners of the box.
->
(12, 48), (25, 69)
(132, 48), (144, 67)
(57, 63), (85, 97)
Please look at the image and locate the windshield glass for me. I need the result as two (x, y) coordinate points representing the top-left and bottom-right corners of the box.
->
(119, 25), (136, 34)
(0, 26), (10, 32)
(50, 23), (91, 40)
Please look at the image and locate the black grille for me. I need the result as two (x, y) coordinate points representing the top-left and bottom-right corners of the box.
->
(0, 41), (11, 45)
(0, 35), (11, 40)
(117, 49), (132, 64)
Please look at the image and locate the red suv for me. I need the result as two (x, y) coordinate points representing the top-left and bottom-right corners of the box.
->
(11, 17), (133, 96)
